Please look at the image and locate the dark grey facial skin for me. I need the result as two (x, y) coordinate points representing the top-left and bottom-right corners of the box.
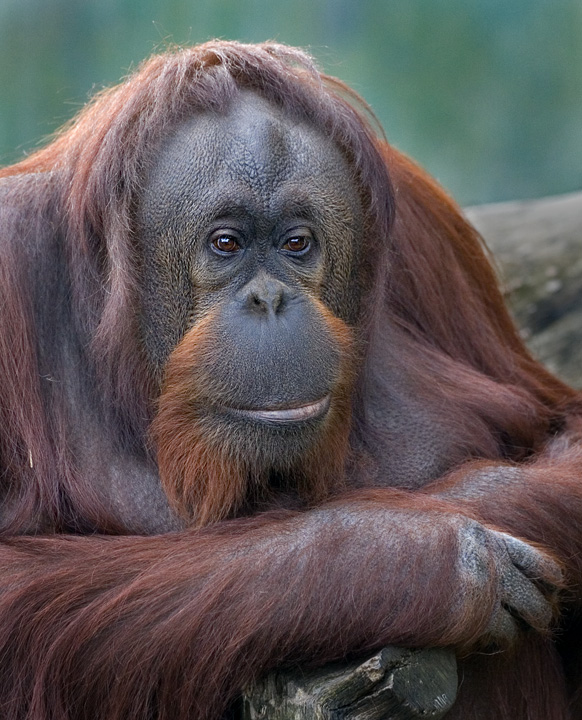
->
(137, 92), (363, 415)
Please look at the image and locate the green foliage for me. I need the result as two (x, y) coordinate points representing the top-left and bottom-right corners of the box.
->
(0, 0), (580, 204)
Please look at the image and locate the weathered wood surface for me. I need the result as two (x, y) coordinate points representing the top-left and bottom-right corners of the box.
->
(242, 648), (457, 720)
(242, 191), (582, 719)
(467, 190), (582, 388)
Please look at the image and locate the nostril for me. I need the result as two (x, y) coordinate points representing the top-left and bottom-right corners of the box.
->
(250, 293), (268, 313)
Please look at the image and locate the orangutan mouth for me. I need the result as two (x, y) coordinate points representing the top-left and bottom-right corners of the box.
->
(227, 395), (331, 424)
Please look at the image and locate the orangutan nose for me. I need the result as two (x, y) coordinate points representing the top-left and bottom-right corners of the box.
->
(239, 275), (293, 316)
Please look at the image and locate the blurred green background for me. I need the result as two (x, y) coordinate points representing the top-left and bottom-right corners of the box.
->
(0, 0), (580, 205)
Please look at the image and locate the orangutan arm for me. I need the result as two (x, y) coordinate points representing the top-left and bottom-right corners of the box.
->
(0, 491), (560, 719)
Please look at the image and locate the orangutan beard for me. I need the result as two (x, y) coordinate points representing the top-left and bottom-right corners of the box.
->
(151, 307), (356, 527)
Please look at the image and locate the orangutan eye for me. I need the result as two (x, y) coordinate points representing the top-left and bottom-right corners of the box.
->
(211, 233), (242, 255)
(281, 233), (312, 256)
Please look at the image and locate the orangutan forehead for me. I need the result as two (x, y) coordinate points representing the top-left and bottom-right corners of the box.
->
(139, 92), (359, 220)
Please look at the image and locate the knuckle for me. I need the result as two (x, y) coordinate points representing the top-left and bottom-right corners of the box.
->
(484, 605), (518, 646)
(496, 531), (564, 588)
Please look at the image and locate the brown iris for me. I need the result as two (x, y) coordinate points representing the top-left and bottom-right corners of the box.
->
(282, 236), (310, 253)
(212, 235), (240, 253)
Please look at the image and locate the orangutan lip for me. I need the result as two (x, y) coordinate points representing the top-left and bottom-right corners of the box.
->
(227, 395), (331, 424)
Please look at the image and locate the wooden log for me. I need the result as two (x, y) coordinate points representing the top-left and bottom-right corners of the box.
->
(242, 647), (457, 720)
(466, 191), (582, 387)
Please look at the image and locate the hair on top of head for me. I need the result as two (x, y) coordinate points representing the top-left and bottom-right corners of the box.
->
(0, 41), (394, 242)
